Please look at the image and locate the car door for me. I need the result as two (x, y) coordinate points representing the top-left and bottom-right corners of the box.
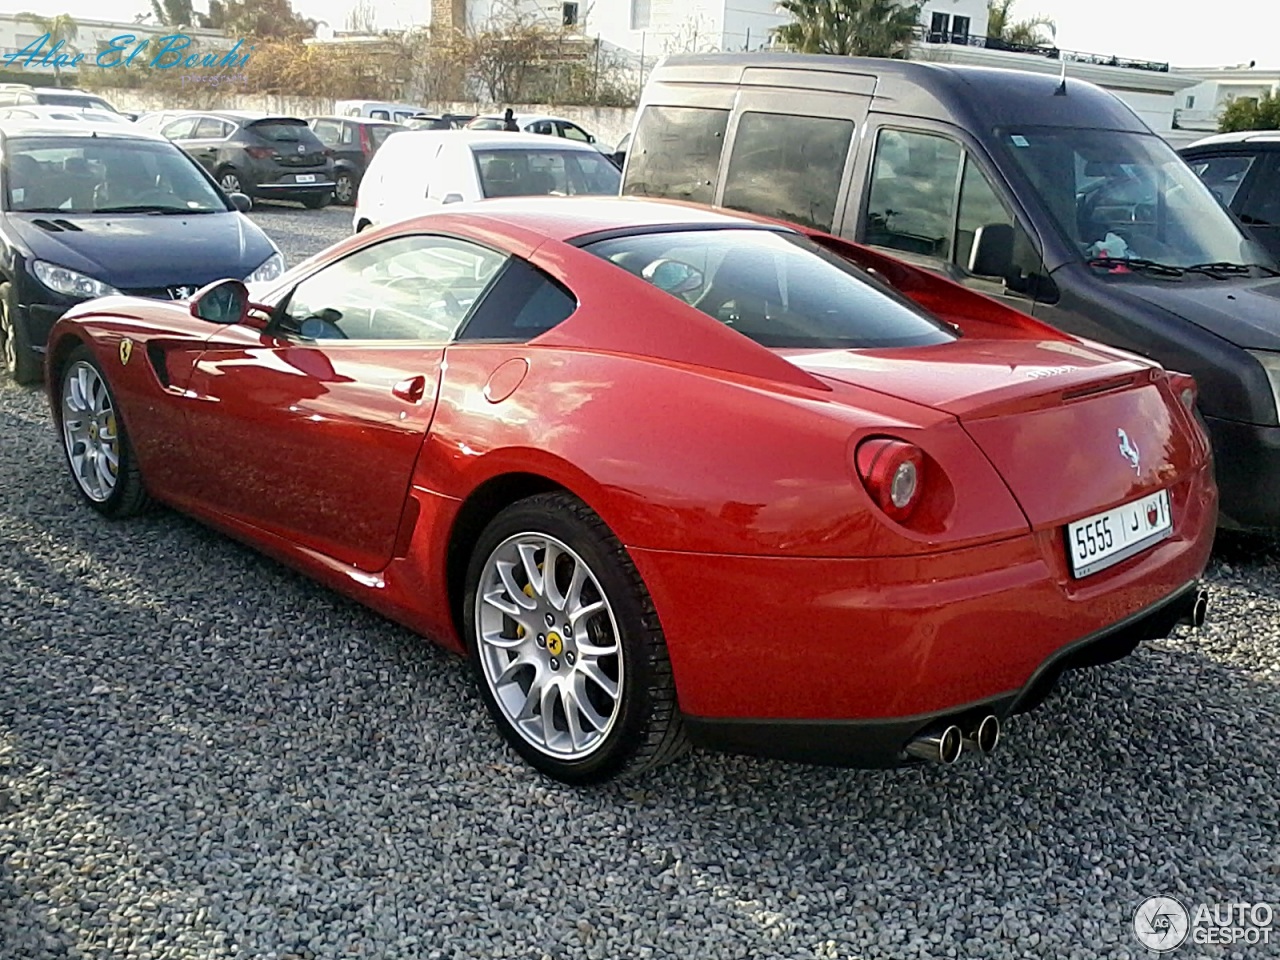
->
(182, 233), (509, 572)
(849, 121), (1057, 316)
(1233, 152), (1280, 259)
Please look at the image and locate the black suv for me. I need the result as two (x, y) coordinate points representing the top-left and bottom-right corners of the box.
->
(306, 116), (403, 205)
(161, 112), (336, 209)
(1181, 131), (1280, 260)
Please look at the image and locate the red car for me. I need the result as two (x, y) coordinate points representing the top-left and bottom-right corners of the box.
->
(44, 198), (1216, 783)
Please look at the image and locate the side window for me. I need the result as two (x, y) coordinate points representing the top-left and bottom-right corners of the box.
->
(1189, 154), (1257, 207)
(161, 117), (198, 140)
(341, 123), (356, 145)
(560, 122), (590, 142)
(1238, 155), (1280, 227)
(955, 156), (1012, 268)
(530, 120), (554, 135)
(194, 117), (229, 139)
(370, 110), (389, 120)
(622, 105), (729, 205)
(722, 111), (854, 232)
(279, 235), (508, 342)
(311, 119), (341, 145)
(460, 257), (578, 341)
(864, 129), (963, 258)
(956, 155), (1053, 298)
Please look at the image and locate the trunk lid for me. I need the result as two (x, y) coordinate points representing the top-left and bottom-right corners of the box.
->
(785, 339), (1199, 528)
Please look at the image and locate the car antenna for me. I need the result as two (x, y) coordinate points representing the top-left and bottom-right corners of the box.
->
(1051, 25), (1067, 96)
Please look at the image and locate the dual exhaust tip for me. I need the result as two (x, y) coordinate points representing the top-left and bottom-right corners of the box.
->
(906, 714), (1000, 765)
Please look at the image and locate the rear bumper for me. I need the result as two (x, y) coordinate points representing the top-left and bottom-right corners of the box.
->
(1203, 414), (1280, 531)
(683, 582), (1203, 768)
(629, 462), (1215, 763)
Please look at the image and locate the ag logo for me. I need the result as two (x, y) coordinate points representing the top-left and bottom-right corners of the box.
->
(1133, 896), (1190, 952)
(119, 338), (134, 366)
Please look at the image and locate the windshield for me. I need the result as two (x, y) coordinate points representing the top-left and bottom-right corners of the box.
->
(583, 228), (958, 350)
(3, 136), (228, 214)
(1001, 127), (1260, 268)
(474, 148), (620, 198)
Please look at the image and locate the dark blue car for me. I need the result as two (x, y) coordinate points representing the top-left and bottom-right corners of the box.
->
(0, 121), (284, 383)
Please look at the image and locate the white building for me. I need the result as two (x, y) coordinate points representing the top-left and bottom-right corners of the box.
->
(1170, 65), (1280, 140)
(0, 13), (228, 80)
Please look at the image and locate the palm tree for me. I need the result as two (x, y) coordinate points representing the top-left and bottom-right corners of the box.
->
(775, 0), (923, 59)
(986, 0), (1055, 47)
(15, 13), (79, 87)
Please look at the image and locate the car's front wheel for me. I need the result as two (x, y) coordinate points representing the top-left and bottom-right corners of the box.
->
(463, 492), (687, 783)
(0, 281), (41, 384)
(58, 345), (150, 517)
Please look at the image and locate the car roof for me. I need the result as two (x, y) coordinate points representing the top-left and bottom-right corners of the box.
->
(1182, 130), (1280, 150)
(0, 120), (169, 142)
(445, 196), (791, 243)
(386, 130), (600, 151)
(308, 115), (403, 125)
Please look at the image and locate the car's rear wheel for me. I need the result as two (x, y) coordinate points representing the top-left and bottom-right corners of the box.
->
(334, 172), (356, 205)
(463, 492), (687, 783)
(58, 345), (150, 518)
(217, 168), (247, 200)
(0, 281), (41, 385)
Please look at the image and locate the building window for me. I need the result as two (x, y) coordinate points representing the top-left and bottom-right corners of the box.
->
(951, 15), (970, 43)
(631, 0), (651, 30)
(1186, 95), (1196, 108)
(562, 1), (578, 26)
(929, 12), (950, 42)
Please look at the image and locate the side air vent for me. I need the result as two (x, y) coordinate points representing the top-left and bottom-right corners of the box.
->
(146, 342), (171, 388)
(32, 219), (63, 232)
(52, 219), (82, 232)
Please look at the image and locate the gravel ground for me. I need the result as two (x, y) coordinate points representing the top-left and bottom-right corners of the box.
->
(1, 204), (1279, 959)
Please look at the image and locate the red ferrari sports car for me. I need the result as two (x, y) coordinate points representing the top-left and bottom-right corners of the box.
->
(44, 197), (1215, 783)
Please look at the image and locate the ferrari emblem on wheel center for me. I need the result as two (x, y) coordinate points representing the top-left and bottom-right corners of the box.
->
(545, 632), (563, 657)
(118, 338), (133, 366)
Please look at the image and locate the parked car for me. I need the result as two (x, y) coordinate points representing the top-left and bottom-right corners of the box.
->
(160, 111), (336, 209)
(625, 53), (1280, 532)
(133, 109), (200, 132)
(335, 100), (422, 123)
(42, 197), (1214, 781)
(405, 113), (474, 130)
(305, 116), (404, 205)
(0, 105), (132, 125)
(466, 112), (613, 154)
(0, 86), (119, 113)
(353, 131), (621, 231)
(0, 121), (282, 384)
(1181, 131), (1280, 260)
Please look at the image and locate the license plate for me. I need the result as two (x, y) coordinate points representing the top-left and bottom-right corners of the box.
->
(295, 174), (317, 183)
(1067, 489), (1172, 578)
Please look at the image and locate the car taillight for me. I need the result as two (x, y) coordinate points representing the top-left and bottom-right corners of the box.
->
(1167, 371), (1197, 412)
(855, 438), (925, 522)
(245, 146), (275, 159)
(359, 125), (372, 154)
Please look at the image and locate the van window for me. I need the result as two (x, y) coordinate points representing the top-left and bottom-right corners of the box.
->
(370, 110), (389, 120)
(1188, 154), (1257, 207)
(722, 112), (853, 233)
(956, 156), (1010, 267)
(864, 129), (963, 258)
(623, 106), (728, 204)
(1238, 156), (1279, 229)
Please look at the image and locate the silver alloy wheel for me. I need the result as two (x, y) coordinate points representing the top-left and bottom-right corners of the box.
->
(219, 172), (242, 193)
(475, 533), (624, 760)
(335, 173), (354, 204)
(61, 360), (120, 502)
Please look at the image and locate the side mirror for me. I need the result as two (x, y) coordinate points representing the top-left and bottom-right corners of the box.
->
(642, 258), (705, 296)
(587, 134), (595, 143)
(229, 192), (252, 213)
(189, 279), (267, 327)
(968, 223), (1015, 279)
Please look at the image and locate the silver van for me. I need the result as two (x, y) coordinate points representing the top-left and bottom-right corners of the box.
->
(622, 53), (1280, 532)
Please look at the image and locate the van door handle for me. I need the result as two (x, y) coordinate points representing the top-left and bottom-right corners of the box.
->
(392, 375), (427, 403)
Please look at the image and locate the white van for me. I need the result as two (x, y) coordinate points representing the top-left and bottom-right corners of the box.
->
(335, 100), (422, 123)
(352, 130), (621, 231)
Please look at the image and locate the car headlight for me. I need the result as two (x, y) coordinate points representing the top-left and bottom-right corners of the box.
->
(1249, 351), (1280, 425)
(31, 260), (120, 299)
(244, 252), (285, 284)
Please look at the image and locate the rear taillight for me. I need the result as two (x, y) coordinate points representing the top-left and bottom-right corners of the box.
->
(245, 146), (275, 159)
(1167, 371), (1197, 412)
(359, 125), (372, 154)
(855, 438), (925, 522)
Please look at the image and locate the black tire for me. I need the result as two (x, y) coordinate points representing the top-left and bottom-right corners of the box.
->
(55, 344), (151, 518)
(0, 281), (42, 385)
(217, 167), (248, 203)
(462, 492), (687, 784)
(301, 192), (331, 210)
(334, 171), (356, 205)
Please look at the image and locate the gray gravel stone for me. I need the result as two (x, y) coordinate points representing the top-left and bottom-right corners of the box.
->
(1, 204), (1278, 959)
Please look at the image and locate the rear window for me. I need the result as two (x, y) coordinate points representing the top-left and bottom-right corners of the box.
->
(473, 148), (620, 198)
(583, 228), (956, 350)
(248, 120), (316, 143)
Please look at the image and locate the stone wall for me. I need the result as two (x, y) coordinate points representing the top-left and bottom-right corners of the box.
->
(106, 91), (637, 145)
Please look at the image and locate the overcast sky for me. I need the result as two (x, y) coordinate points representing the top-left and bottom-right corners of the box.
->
(33, 0), (1280, 69)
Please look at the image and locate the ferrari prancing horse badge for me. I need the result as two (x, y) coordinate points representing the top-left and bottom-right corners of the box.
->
(119, 338), (133, 366)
